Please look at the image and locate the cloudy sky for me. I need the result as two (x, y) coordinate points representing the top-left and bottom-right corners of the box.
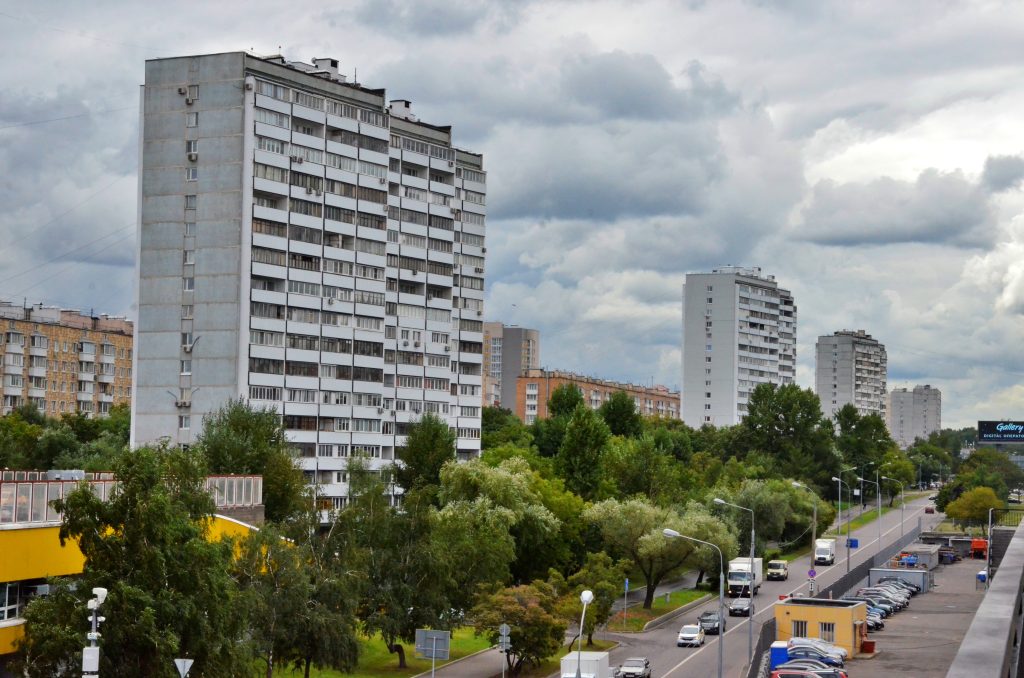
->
(2, 0), (1023, 428)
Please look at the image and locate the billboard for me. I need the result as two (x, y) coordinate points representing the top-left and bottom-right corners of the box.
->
(978, 421), (1024, 443)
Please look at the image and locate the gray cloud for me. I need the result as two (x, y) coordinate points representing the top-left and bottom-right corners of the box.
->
(982, 155), (1024, 193)
(792, 169), (996, 247)
(350, 0), (524, 36)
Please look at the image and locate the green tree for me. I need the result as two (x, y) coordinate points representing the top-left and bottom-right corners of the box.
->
(16, 445), (247, 677)
(471, 582), (566, 676)
(548, 384), (584, 417)
(482, 407), (532, 450)
(601, 434), (684, 504)
(31, 424), (81, 470)
(0, 411), (42, 469)
(433, 497), (517, 612)
(599, 391), (643, 437)
(393, 412), (456, 500)
(194, 398), (307, 523)
(565, 553), (629, 645)
(557, 405), (610, 500)
(583, 498), (737, 608)
(945, 486), (1003, 531)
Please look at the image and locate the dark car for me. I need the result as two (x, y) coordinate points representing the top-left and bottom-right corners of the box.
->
(728, 597), (752, 616)
(698, 610), (725, 634)
(925, 506), (935, 514)
(787, 648), (844, 668)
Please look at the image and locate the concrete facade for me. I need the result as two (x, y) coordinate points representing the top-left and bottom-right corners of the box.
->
(482, 322), (539, 409)
(514, 368), (679, 424)
(133, 52), (486, 510)
(886, 385), (941, 448)
(681, 266), (796, 427)
(815, 330), (887, 420)
(0, 302), (133, 418)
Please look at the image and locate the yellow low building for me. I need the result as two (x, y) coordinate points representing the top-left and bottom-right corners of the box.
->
(0, 472), (262, 656)
(774, 597), (868, 656)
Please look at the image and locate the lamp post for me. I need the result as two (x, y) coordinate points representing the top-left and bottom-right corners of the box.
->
(574, 589), (594, 678)
(831, 477), (852, 574)
(82, 587), (107, 677)
(664, 529), (724, 678)
(714, 497), (755, 663)
(882, 476), (905, 538)
(858, 476), (881, 558)
(839, 465), (856, 524)
(792, 481), (818, 563)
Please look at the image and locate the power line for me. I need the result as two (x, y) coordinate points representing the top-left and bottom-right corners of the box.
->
(11, 231), (136, 299)
(0, 223), (135, 287)
(0, 106), (135, 131)
(0, 10), (168, 53)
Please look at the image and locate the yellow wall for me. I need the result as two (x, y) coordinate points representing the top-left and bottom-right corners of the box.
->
(0, 525), (84, 583)
(0, 621), (25, 655)
(774, 601), (868, 655)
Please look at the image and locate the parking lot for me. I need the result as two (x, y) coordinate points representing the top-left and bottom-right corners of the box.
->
(849, 558), (986, 677)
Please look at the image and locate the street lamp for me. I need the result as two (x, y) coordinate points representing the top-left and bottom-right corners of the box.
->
(858, 476), (881, 558)
(882, 476), (905, 538)
(839, 465), (856, 524)
(574, 589), (594, 678)
(713, 497), (755, 663)
(664, 528), (724, 678)
(82, 587), (107, 677)
(831, 477), (853, 574)
(792, 481), (818, 569)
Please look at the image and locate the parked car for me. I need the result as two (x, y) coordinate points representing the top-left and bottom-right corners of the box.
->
(614, 657), (651, 678)
(677, 624), (705, 647)
(788, 637), (848, 659)
(843, 595), (893, 615)
(772, 669), (848, 678)
(729, 597), (752, 616)
(786, 647), (845, 667)
(774, 661), (849, 678)
(877, 577), (920, 594)
(698, 610), (725, 634)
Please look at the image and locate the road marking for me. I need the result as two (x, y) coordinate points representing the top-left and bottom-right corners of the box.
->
(660, 502), (935, 677)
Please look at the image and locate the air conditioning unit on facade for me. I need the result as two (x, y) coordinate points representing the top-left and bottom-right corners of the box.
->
(378, 177), (387, 185)
(289, 155), (300, 162)
(444, 345), (450, 352)
(474, 267), (484, 273)
(185, 98), (194, 106)
(315, 189), (322, 196)
(414, 341), (420, 347)
(178, 86), (188, 95)
(377, 407), (384, 414)
(402, 340), (409, 347)
(306, 187), (314, 194)
(448, 161), (454, 167)
(183, 344), (193, 353)
(175, 400), (191, 408)
(481, 247), (487, 253)
(476, 310), (482, 317)
(187, 152), (198, 162)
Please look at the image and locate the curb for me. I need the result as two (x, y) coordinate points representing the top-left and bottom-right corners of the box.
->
(641, 593), (714, 631)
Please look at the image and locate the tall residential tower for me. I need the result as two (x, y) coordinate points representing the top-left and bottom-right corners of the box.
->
(132, 53), (486, 508)
(482, 322), (540, 409)
(681, 267), (796, 427)
(886, 385), (942, 448)
(815, 330), (887, 419)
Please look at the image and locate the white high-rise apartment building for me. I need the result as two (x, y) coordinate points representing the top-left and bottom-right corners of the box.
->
(681, 267), (796, 427)
(482, 322), (540, 409)
(886, 385), (942, 448)
(815, 330), (887, 419)
(132, 53), (486, 508)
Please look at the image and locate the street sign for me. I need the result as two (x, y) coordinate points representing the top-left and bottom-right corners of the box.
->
(624, 578), (629, 592)
(498, 623), (510, 637)
(174, 658), (194, 678)
(807, 569), (816, 579)
(497, 637), (512, 651)
(415, 629), (451, 660)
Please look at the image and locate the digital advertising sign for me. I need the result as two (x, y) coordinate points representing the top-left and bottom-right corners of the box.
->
(978, 421), (1024, 443)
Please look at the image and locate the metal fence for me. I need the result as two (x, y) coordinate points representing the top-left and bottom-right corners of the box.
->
(744, 618), (777, 678)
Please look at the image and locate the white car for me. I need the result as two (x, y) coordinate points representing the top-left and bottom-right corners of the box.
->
(677, 624), (705, 647)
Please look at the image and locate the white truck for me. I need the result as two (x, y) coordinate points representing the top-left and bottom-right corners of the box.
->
(561, 651), (612, 678)
(814, 538), (837, 566)
(726, 557), (763, 597)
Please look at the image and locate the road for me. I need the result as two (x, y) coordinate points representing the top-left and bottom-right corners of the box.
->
(598, 495), (943, 678)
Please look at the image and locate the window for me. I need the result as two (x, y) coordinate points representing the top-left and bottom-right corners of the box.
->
(184, 221), (195, 236)
(792, 620), (807, 638)
(185, 167), (198, 182)
(819, 622), (835, 643)
(185, 195), (197, 209)
(186, 140), (198, 154)
(186, 112), (198, 127)
(181, 304), (193, 319)
(187, 84), (199, 100)
(178, 415), (191, 429)
(183, 250), (194, 265)
(180, 360), (192, 375)
(182, 277), (194, 291)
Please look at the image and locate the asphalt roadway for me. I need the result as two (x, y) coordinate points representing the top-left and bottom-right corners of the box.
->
(602, 495), (944, 678)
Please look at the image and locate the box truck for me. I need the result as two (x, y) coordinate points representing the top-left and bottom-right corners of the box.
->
(561, 651), (612, 678)
(727, 557), (763, 597)
(814, 538), (837, 565)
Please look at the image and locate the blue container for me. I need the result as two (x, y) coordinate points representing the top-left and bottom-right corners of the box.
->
(769, 641), (790, 669)
(847, 538), (859, 548)
(977, 570), (987, 583)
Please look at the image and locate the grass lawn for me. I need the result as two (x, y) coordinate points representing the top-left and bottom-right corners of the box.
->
(275, 628), (492, 678)
(825, 503), (903, 536)
(611, 588), (709, 632)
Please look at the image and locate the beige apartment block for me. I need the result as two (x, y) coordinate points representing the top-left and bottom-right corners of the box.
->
(0, 302), (133, 418)
(515, 368), (679, 424)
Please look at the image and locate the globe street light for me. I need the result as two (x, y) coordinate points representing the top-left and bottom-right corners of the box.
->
(574, 589), (594, 678)
(858, 476), (882, 558)
(791, 481), (818, 568)
(882, 476), (905, 538)
(664, 529), (724, 678)
(831, 477), (853, 574)
(713, 497), (755, 663)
